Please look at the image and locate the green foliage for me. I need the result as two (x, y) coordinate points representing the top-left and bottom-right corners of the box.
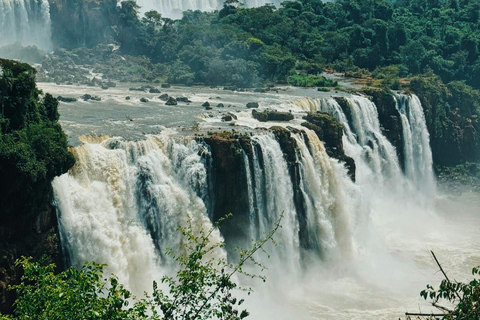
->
(287, 74), (338, 87)
(421, 265), (480, 319)
(0, 59), (74, 220)
(2, 215), (280, 320)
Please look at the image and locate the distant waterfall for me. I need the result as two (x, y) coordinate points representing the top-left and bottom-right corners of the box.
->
(0, 0), (52, 49)
(134, 0), (285, 18)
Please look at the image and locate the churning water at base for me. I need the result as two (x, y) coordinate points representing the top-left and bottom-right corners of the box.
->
(51, 92), (477, 319)
(0, 0), (52, 49)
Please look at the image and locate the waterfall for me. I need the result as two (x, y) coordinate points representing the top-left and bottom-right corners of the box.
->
(53, 132), (223, 295)
(249, 134), (301, 275)
(293, 94), (435, 200)
(0, 0), (52, 49)
(394, 93), (436, 197)
(134, 0), (286, 18)
(291, 129), (356, 261)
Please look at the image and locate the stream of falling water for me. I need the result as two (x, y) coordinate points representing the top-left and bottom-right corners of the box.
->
(52, 93), (480, 319)
(0, 0), (52, 49)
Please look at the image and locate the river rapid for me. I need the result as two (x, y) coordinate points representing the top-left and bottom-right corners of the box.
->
(38, 82), (480, 320)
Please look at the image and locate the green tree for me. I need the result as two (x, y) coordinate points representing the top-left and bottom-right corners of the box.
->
(1, 216), (280, 320)
(419, 252), (480, 320)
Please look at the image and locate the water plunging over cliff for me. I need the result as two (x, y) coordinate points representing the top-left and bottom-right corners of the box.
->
(52, 89), (452, 319)
(134, 0), (285, 18)
(0, 0), (51, 49)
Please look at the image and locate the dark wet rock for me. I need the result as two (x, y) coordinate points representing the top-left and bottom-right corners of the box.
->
(202, 101), (210, 107)
(140, 97), (149, 103)
(201, 133), (252, 254)
(252, 109), (294, 122)
(56, 96), (77, 102)
(217, 103), (225, 108)
(205, 106), (212, 110)
(81, 94), (101, 101)
(302, 113), (355, 181)
(246, 102), (259, 108)
(177, 97), (192, 103)
(222, 114), (233, 122)
(254, 88), (267, 93)
(161, 83), (171, 88)
(159, 94), (169, 101)
(149, 88), (161, 93)
(100, 85), (109, 90)
(165, 97), (177, 105)
(125, 96), (130, 100)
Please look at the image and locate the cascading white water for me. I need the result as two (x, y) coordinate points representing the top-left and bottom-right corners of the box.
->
(0, 0), (52, 49)
(291, 129), (356, 261)
(51, 87), (453, 319)
(394, 93), (436, 197)
(249, 134), (301, 276)
(53, 132), (224, 295)
(134, 0), (285, 18)
(293, 95), (435, 200)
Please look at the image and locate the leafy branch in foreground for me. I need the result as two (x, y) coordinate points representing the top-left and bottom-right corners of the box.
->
(406, 251), (480, 320)
(0, 214), (281, 320)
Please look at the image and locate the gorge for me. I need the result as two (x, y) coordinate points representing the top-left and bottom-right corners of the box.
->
(2, 0), (480, 318)
(35, 82), (475, 319)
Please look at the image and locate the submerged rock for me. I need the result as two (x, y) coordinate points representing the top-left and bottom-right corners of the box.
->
(246, 102), (259, 108)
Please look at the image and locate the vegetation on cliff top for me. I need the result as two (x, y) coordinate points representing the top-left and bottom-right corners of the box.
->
(33, 0), (478, 87)
(0, 59), (75, 222)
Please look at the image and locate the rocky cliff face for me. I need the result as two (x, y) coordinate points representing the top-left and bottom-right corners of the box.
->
(410, 75), (480, 167)
(48, 0), (118, 49)
(201, 133), (252, 253)
(0, 207), (63, 314)
(201, 118), (355, 253)
(302, 113), (356, 181)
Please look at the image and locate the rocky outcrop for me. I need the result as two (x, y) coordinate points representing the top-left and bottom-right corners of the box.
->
(201, 133), (253, 253)
(302, 113), (356, 181)
(410, 75), (480, 166)
(0, 207), (63, 314)
(252, 109), (294, 122)
(165, 97), (177, 105)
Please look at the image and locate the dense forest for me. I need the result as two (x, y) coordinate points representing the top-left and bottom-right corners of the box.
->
(89, 0), (480, 89)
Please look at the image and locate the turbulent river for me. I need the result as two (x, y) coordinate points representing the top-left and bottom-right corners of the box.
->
(38, 82), (480, 320)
